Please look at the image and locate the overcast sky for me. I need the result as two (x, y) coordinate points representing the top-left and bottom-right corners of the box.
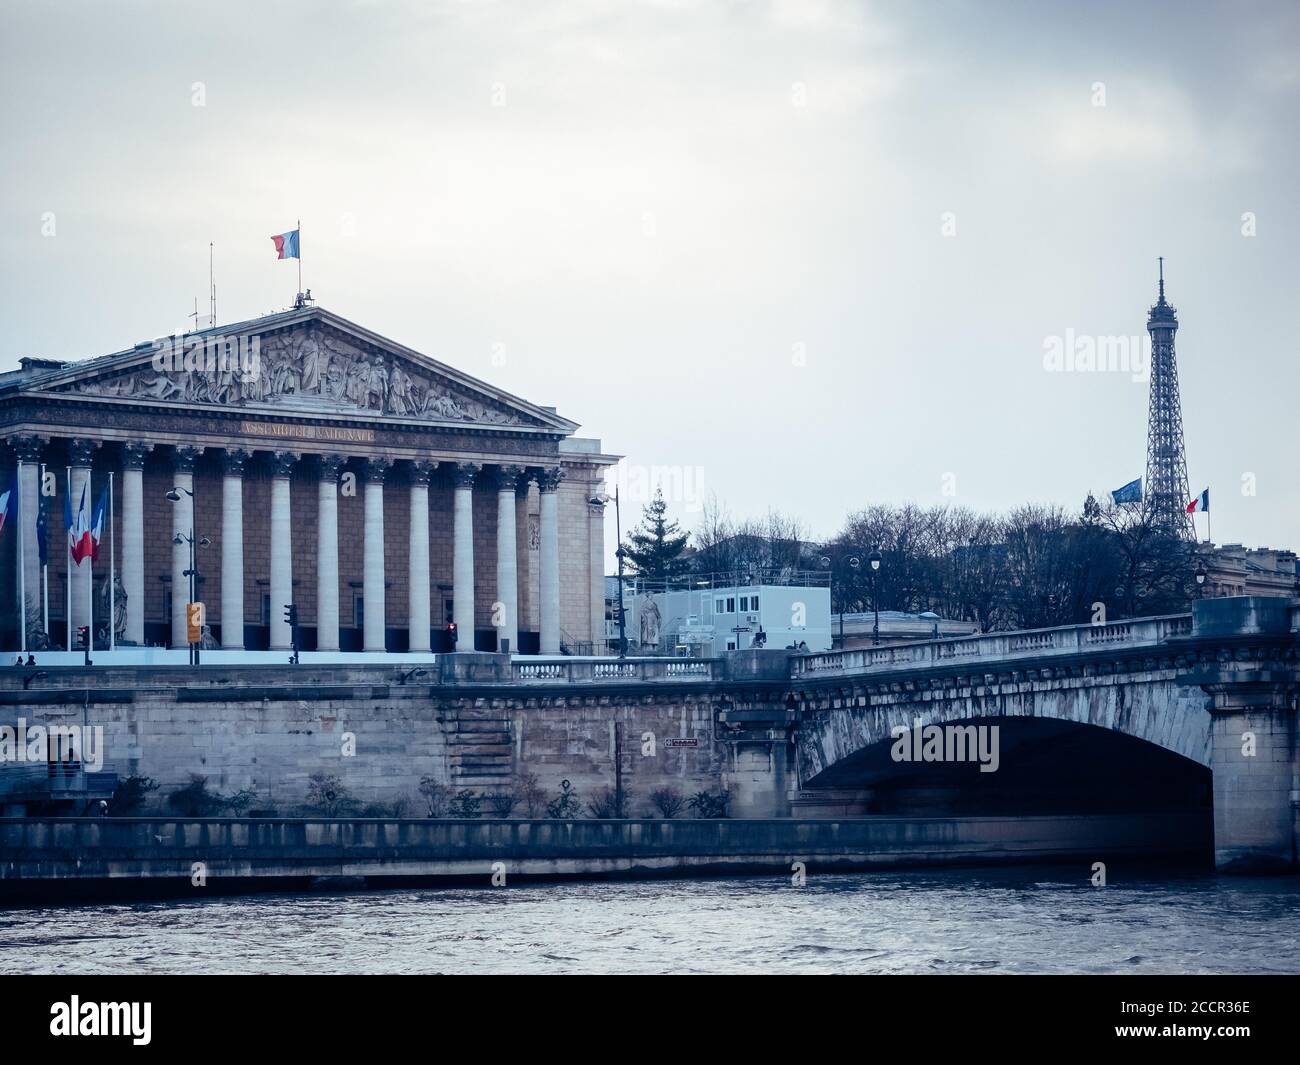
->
(2, 0), (1297, 562)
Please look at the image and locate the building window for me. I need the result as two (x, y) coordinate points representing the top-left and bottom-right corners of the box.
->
(260, 594), (270, 627)
(163, 588), (173, 624)
(726, 640), (736, 651)
(739, 596), (748, 611)
(444, 597), (455, 624)
(751, 595), (759, 612)
(714, 598), (725, 614)
(726, 597), (735, 612)
(354, 593), (365, 629)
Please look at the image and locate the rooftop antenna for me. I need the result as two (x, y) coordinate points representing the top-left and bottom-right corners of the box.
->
(188, 297), (200, 332)
(209, 242), (216, 327)
(1158, 255), (1165, 302)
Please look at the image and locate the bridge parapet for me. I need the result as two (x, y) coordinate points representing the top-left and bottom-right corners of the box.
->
(790, 614), (1194, 680)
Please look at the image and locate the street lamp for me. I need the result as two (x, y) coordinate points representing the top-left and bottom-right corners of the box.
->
(868, 550), (882, 646)
(1194, 563), (1207, 599)
(166, 488), (210, 665)
(820, 553), (861, 649)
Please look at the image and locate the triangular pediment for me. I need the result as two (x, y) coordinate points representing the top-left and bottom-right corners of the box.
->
(22, 307), (576, 433)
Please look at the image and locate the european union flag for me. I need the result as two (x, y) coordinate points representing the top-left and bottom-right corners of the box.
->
(1111, 478), (1142, 504)
(36, 489), (47, 565)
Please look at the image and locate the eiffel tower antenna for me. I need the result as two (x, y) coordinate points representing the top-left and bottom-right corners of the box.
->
(1144, 257), (1193, 538)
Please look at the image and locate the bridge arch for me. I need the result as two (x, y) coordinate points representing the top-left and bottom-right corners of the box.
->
(795, 671), (1212, 793)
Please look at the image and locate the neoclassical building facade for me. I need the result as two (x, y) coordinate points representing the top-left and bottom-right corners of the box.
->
(0, 305), (616, 656)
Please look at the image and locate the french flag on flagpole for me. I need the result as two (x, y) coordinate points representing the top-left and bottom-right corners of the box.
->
(89, 484), (109, 562)
(271, 228), (300, 260)
(1187, 488), (1210, 514)
(69, 482), (93, 564)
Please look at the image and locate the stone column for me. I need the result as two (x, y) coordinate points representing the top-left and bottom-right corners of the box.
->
(219, 449), (249, 650)
(495, 465), (525, 655)
(268, 451), (297, 652)
(588, 491), (606, 654)
(316, 455), (344, 654)
(168, 445), (198, 649)
(451, 462), (481, 650)
(120, 442), (150, 647)
(12, 436), (46, 643)
(1207, 681), (1298, 873)
(538, 466), (564, 654)
(718, 693), (798, 818)
(407, 459), (436, 653)
(1183, 596), (1300, 874)
(363, 458), (390, 652)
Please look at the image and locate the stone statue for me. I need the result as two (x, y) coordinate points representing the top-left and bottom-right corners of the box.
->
(113, 575), (127, 639)
(96, 575), (129, 640)
(198, 624), (219, 650)
(639, 594), (661, 651)
(300, 337), (326, 394)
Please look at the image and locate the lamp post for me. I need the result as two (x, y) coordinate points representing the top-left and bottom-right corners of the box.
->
(1195, 563), (1207, 600)
(820, 553), (861, 649)
(165, 488), (210, 665)
(869, 549), (882, 646)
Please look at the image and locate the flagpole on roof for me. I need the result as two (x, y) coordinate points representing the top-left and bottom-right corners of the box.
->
(298, 218), (302, 299)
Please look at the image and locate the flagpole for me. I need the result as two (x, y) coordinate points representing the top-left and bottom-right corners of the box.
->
(65, 466), (71, 652)
(87, 469), (94, 658)
(109, 471), (116, 652)
(298, 218), (302, 296)
(17, 459), (26, 656)
(40, 462), (47, 638)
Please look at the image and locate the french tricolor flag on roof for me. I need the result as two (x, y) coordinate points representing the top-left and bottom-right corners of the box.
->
(1186, 488), (1209, 514)
(271, 228), (300, 260)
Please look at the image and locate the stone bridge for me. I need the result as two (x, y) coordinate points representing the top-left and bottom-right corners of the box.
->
(1, 596), (1296, 875)
(738, 596), (1297, 874)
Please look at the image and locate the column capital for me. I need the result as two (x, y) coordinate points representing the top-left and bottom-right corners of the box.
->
(10, 434), (48, 463)
(121, 441), (153, 471)
(317, 453), (346, 481)
(409, 458), (439, 486)
(69, 439), (100, 468)
(168, 444), (199, 474)
(220, 448), (251, 476)
(498, 463), (527, 489)
(537, 466), (565, 493)
(452, 461), (482, 489)
(364, 456), (393, 485)
(269, 450), (299, 479)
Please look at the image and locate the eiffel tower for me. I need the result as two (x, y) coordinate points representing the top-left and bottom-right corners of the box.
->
(1144, 258), (1193, 538)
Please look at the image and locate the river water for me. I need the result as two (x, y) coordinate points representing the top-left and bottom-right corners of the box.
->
(2, 867), (1298, 974)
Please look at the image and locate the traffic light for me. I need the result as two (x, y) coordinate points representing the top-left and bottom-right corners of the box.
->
(283, 604), (299, 627)
(75, 626), (89, 650)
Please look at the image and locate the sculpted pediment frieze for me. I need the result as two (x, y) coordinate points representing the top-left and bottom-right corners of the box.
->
(50, 323), (533, 427)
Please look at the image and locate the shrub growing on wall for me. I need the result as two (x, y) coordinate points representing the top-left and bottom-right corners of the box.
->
(649, 786), (685, 819)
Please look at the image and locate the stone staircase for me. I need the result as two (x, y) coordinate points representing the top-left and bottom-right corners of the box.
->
(445, 707), (515, 790)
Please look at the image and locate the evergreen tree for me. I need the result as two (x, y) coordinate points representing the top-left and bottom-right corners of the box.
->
(622, 488), (690, 579)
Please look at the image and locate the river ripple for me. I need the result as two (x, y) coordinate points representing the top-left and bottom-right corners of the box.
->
(2, 867), (1298, 974)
